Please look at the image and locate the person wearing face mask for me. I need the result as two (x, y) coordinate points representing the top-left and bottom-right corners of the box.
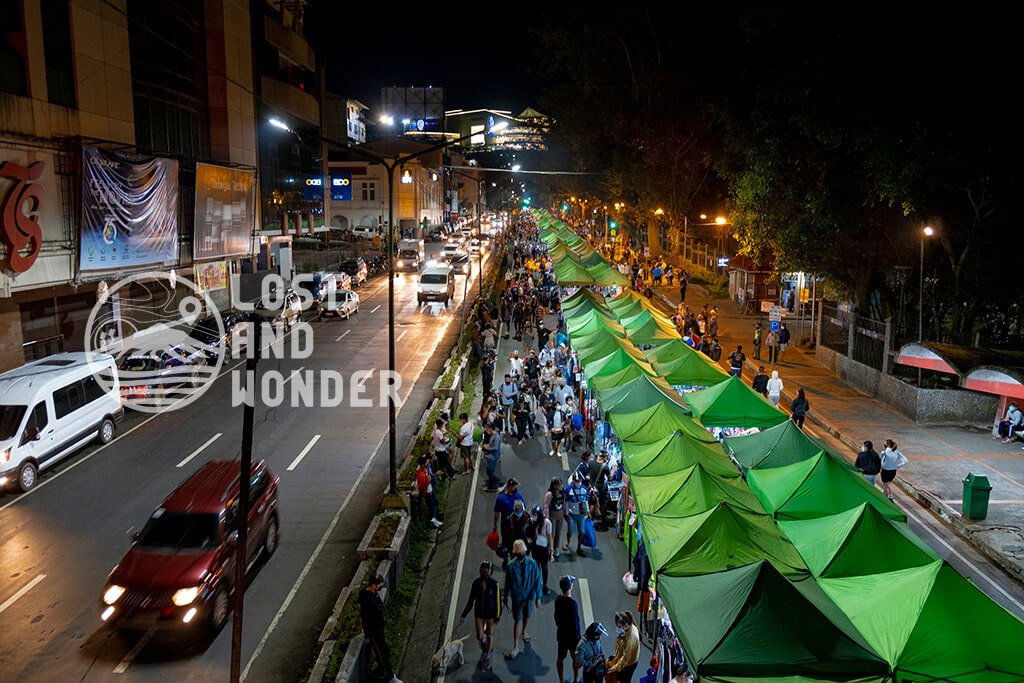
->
(576, 622), (610, 683)
(607, 611), (640, 681)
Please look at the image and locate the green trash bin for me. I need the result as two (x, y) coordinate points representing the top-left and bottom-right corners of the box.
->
(962, 473), (992, 520)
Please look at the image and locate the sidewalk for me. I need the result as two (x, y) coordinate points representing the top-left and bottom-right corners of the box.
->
(405, 315), (649, 682)
(654, 283), (1024, 580)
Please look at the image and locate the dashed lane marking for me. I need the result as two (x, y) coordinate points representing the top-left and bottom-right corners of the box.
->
(0, 574), (45, 615)
(176, 433), (223, 468)
(287, 434), (322, 471)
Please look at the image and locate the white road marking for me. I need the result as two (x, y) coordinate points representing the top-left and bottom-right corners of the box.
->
(397, 329), (408, 342)
(335, 330), (350, 342)
(561, 448), (570, 471)
(176, 433), (223, 468)
(112, 629), (153, 674)
(0, 574), (45, 614)
(287, 434), (322, 471)
(578, 577), (594, 628)
(370, 305), (381, 314)
(443, 444), (482, 646)
(241, 429), (387, 680)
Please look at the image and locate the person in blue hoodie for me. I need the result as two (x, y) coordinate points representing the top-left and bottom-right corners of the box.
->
(503, 539), (543, 660)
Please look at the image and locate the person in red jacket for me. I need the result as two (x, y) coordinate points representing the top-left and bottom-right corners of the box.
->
(416, 456), (443, 528)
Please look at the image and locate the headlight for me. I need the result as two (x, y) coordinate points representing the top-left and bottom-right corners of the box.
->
(103, 584), (126, 605)
(172, 586), (200, 606)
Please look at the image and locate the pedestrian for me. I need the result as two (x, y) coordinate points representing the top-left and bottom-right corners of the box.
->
(537, 321), (552, 352)
(481, 350), (495, 394)
(577, 622), (609, 683)
(492, 476), (525, 551)
(751, 365), (769, 397)
(528, 506), (553, 592)
(607, 611), (641, 681)
(459, 561), (501, 671)
(766, 329), (778, 364)
(778, 322), (791, 362)
(481, 424), (503, 492)
(549, 404), (566, 459)
(766, 370), (783, 406)
(432, 418), (456, 479)
(415, 456), (443, 528)
(589, 450), (612, 522)
(752, 322), (763, 360)
(503, 499), (532, 561)
(543, 477), (567, 559)
(708, 335), (722, 363)
(855, 440), (882, 485)
(359, 573), (401, 682)
(999, 402), (1023, 442)
(499, 374), (519, 433)
(457, 412), (475, 473)
(503, 539), (543, 660)
(679, 275), (688, 302)
(880, 439), (909, 500)
(513, 395), (533, 445)
(565, 471), (590, 556)
(728, 344), (746, 377)
(554, 575), (582, 683)
(671, 664), (695, 683)
(790, 388), (809, 429)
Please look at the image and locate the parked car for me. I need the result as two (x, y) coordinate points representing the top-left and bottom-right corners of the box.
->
(100, 460), (279, 634)
(318, 289), (360, 319)
(116, 348), (207, 405)
(332, 271), (352, 291)
(310, 271), (338, 303)
(417, 264), (455, 306)
(340, 257), (368, 286)
(254, 289), (302, 330)
(189, 311), (259, 359)
(0, 352), (123, 492)
(352, 225), (380, 239)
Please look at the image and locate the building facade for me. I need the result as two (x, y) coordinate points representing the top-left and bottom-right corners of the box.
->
(0, 0), (263, 372)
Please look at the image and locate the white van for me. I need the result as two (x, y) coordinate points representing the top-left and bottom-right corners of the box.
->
(417, 264), (455, 306)
(0, 352), (123, 492)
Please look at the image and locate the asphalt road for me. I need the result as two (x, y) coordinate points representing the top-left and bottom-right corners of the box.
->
(0, 244), (489, 681)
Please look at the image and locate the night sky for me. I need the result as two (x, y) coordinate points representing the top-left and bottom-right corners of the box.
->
(305, 8), (542, 116)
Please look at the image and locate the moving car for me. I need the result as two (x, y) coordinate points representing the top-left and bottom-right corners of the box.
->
(100, 460), (280, 634)
(468, 238), (482, 255)
(417, 264), (455, 306)
(449, 253), (471, 275)
(254, 288), (302, 330)
(0, 353), (123, 492)
(318, 289), (360, 319)
(395, 239), (425, 272)
(440, 243), (464, 261)
(340, 257), (368, 286)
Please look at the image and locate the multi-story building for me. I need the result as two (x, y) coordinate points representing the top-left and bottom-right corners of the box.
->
(444, 107), (550, 152)
(324, 94), (368, 145)
(0, 0), (263, 372)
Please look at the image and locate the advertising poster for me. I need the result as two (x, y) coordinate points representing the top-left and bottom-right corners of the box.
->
(79, 145), (179, 272)
(194, 163), (256, 260)
(193, 260), (229, 292)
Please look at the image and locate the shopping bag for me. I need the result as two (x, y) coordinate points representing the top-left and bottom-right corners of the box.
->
(485, 529), (500, 551)
(581, 518), (597, 548)
(622, 572), (639, 595)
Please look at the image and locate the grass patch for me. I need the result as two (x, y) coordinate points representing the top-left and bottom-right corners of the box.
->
(369, 514), (401, 549)
(384, 519), (433, 665)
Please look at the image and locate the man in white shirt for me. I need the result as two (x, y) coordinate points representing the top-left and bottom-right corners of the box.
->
(457, 412), (475, 473)
(508, 350), (525, 380)
(555, 380), (573, 408)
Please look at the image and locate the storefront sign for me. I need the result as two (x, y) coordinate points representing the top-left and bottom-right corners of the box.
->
(0, 159), (45, 273)
(193, 260), (229, 292)
(330, 173), (352, 201)
(194, 163), (255, 260)
(80, 146), (179, 272)
(303, 176), (324, 201)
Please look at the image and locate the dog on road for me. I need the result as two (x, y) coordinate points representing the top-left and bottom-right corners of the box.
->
(431, 635), (469, 675)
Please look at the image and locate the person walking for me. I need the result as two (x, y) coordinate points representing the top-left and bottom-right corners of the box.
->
(751, 365), (770, 397)
(359, 573), (401, 682)
(528, 506), (553, 592)
(481, 424), (503, 492)
(549, 403), (566, 459)
(513, 395), (533, 445)
(790, 388), (809, 429)
(778, 323), (791, 363)
(432, 418), (456, 480)
(576, 622), (610, 683)
(499, 374), (520, 434)
(458, 561), (501, 671)
(503, 539), (543, 660)
(880, 439), (909, 500)
(678, 274), (688, 302)
(766, 329), (778, 365)
(492, 477), (525, 552)
(728, 344), (746, 377)
(565, 472), (590, 556)
(766, 370), (784, 407)
(554, 575), (582, 683)
(415, 456), (443, 528)
(607, 611), (641, 681)
(543, 477), (568, 559)
(457, 412), (475, 474)
(855, 440), (882, 485)
(753, 322), (763, 360)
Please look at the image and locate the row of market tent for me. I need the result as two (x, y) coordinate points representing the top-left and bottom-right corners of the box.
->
(533, 209), (1024, 682)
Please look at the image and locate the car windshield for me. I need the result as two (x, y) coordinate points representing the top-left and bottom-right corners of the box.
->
(136, 511), (219, 549)
(399, 250), (418, 258)
(0, 404), (27, 440)
(421, 273), (448, 284)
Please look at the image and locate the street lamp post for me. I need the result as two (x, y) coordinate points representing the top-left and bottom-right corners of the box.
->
(918, 225), (935, 385)
(448, 167), (486, 330)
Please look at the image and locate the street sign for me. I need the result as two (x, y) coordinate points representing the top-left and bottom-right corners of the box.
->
(760, 300), (775, 313)
(770, 320), (780, 332)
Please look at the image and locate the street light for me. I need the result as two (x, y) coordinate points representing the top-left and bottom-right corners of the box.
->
(268, 117), (291, 132)
(378, 114), (394, 126)
(654, 208), (665, 216)
(511, 164), (521, 172)
(715, 215), (727, 225)
(918, 225), (936, 386)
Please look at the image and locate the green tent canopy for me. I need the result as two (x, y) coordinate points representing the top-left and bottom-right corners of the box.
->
(561, 288), (610, 315)
(655, 352), (730, 388)
(641, 505), (808, 577)
(595, 374), (689, 414)
(609, 402), (718, 444)
(645, 339), (701, 365)
(747, 452), (906, 522)
(723, 419), (827, 470)
(624, 316), (680, 347)
(565, 310), (626, 338)
(606, 289), (658, 316)
(621, 429), (737, 478)
(820, 561), (1024, 678)
(554, 258), (597, 285)
(658, 562), (888, 681)
(778, 504), (938, 578)
(606, 296), (650, 320)
(629, 463), (764, 517)
(578, 250), (608, 269)
(583, 347), (655, 380)
(574, 331), (647, 366)
(619, 306), (675, 330)
(587, 261), (632, 287)
(684, 375), (788, 428)
(588, 362), (657, 392)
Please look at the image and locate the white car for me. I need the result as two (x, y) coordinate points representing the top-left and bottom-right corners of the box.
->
(318, 289), (360, 319)
(440, 244), (465, 260)
(468, 239), (482, 255)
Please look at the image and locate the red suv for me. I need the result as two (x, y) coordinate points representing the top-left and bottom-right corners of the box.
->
(100, 460), (279, 633)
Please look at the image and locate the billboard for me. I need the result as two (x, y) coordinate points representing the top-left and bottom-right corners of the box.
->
(303, 175), (324, 201)
(194, 163), (256, 260)
(331, 173), (352, 201)
(80, 146), (179, 272)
